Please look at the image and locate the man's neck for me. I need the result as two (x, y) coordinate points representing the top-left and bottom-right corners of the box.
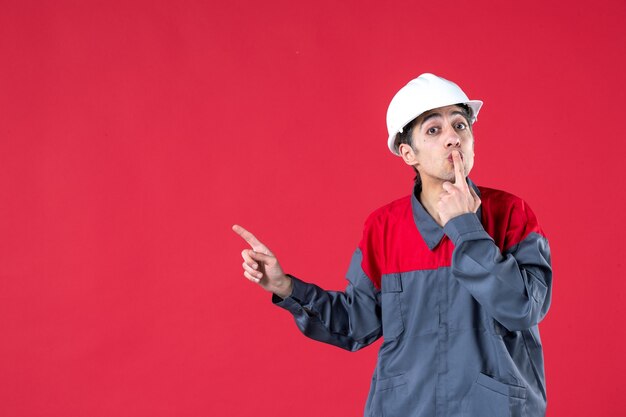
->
(418, 179), (446, 227)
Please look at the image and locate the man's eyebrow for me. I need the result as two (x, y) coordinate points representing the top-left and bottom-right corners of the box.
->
(451, 110), (466, 118)
(419, 112), (441, 127)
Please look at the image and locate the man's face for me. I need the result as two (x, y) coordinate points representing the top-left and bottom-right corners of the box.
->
(402, 104), (475, 184)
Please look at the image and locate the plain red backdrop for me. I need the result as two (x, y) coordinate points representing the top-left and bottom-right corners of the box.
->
(1, 0), (625, 416)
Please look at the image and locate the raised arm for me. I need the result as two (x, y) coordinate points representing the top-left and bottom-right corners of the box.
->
(437, 152), (552, 332)
(443, 207), (551, 332)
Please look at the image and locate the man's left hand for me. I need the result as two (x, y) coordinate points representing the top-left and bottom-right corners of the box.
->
(437, 150), (481, 226)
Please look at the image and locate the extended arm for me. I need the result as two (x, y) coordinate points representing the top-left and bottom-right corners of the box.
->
(233, 224), (382, 351)
(272, 248), (382, 351)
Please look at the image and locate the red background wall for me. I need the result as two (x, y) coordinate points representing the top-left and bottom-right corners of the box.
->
(1, 0), (625, 416)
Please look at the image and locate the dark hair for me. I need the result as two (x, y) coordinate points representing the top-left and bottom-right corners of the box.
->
(393, 103), (474, 186)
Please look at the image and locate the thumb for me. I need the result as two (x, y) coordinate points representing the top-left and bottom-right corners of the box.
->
(247, 250), (274, 264)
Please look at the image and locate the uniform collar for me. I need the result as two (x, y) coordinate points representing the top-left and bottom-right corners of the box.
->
(410, 178), (482, 250)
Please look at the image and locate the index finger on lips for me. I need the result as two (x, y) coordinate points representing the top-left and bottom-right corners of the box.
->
(452, 151), (466, 188)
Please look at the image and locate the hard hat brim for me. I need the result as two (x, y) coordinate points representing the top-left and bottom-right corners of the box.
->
(387, 99), (483, 155)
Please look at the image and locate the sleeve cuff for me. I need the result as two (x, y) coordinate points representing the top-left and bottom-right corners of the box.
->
(443, 212), (492, 246)
(271, 274), (309, 314)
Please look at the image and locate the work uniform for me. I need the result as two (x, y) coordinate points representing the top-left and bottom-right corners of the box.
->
(273, 180), (552, 417)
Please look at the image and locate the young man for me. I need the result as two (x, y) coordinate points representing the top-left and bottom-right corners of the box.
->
(233, 73), (552, 417)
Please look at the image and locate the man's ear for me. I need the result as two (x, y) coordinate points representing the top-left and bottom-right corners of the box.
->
(398, 143), (418, 167)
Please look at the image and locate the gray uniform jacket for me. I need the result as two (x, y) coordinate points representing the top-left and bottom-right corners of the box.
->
(273, 181), (552, 417)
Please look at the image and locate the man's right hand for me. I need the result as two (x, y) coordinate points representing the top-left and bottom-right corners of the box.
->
(232, 224), (293, 299)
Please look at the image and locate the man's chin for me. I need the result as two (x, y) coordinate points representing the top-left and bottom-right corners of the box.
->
(441, 172), (456, 182)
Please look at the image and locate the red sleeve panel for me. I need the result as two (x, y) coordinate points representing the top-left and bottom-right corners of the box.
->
(478, 187), (546, 253)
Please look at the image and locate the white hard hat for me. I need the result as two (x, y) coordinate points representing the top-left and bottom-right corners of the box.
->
(386, 73), (483, 155)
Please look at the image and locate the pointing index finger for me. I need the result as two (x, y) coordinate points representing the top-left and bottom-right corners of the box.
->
(232, 224), (270, 253)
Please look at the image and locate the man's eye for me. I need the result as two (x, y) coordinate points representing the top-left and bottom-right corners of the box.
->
(455, 123), (467, 130)
(427, 127), (438, 135)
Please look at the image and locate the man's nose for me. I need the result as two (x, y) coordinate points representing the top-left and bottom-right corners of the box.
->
(444, 128), (461, 148)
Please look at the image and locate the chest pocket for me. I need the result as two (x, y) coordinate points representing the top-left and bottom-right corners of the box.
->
(381, 273), (405, 341)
